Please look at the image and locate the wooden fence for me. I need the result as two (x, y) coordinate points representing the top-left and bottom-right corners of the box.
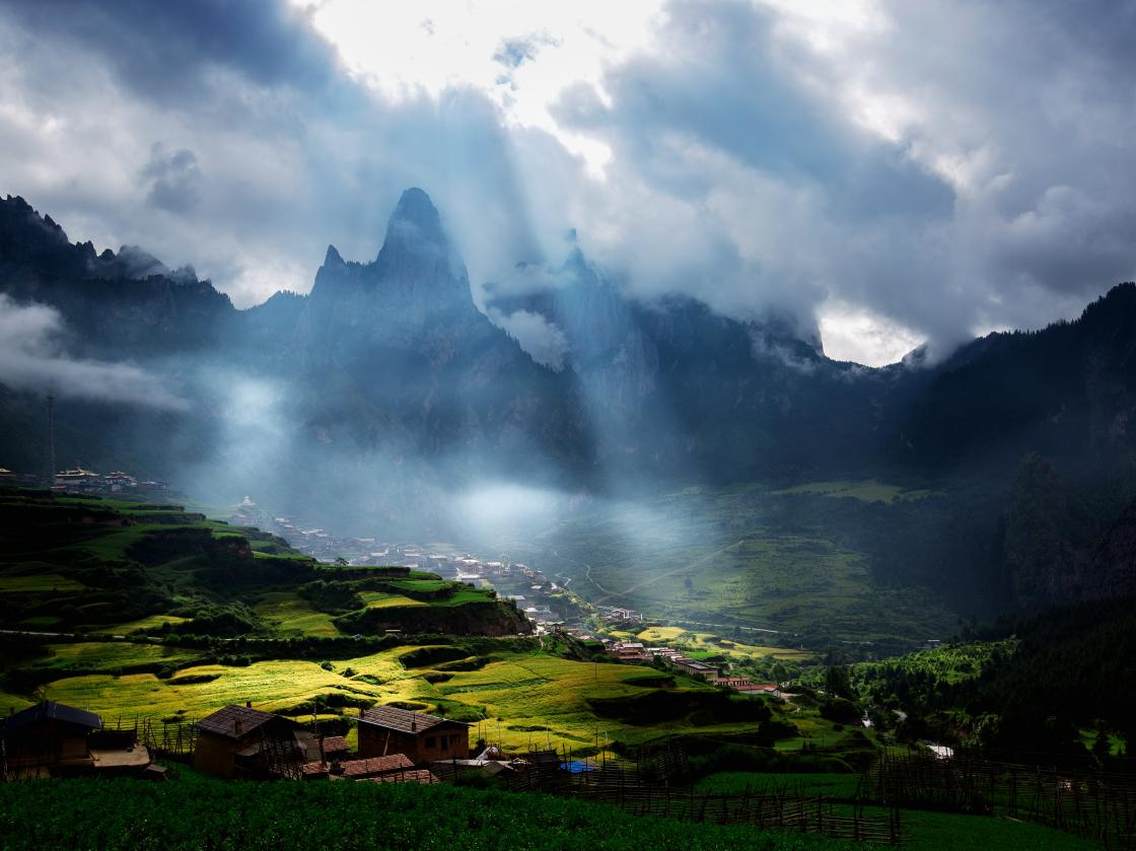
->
(503, 755), (902, 844)
(867, 748), (1136, 847)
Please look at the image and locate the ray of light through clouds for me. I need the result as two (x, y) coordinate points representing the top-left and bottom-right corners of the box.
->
(1, 0), (1135, 365)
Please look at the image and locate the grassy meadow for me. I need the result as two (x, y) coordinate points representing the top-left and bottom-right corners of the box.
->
(511, 481), (957, 644)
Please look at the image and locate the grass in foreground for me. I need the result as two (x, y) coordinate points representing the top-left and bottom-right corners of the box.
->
(0, 773), (852, 851)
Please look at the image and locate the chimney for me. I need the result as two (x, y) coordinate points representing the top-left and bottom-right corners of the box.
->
(245, 701), (252, 708)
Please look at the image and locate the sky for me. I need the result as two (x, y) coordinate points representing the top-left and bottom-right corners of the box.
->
(1, 1), (1134, 365)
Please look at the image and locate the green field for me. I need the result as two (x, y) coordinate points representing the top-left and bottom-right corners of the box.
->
(254, 593), (340, 636)
(0, 768), (1099, 850)
(636, 627), (813, 664)
(506, 483), (956, 644)
(772, 480), (938, 504)
(0, 489), (524, 638)
(26, 647), (792, 753)
(360, 591), (427, 608)
(0, 773), (858, 851)
(111, 614), (191, 634)
(0, 573), (86, 593)
(695, 772), (863, 798)
(23, 642), (202, 675)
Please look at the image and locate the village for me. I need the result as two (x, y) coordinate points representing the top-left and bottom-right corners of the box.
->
(0, 698), (558, 786)
(0, 464), (169, 496)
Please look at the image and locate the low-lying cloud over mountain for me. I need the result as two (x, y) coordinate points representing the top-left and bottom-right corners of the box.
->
(1, 1), (1134, 365)
(0, 294), (184, 409)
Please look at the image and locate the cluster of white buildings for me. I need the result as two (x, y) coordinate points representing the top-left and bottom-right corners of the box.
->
(47, 467), (167, 495)
(597, 606), (644, 625)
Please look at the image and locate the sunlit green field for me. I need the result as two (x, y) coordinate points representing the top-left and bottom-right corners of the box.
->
(254, 593), (340, 636)
(771, 480), (937, 504)
(110, 614), (190, 634)
(20, 647), (790, 754)
(511, 482), (956, 643)
(359, 591), (427, 608)
(0, 574), (86, 593)
(26, 642), (202, 674)
(635, 627), (813, 663)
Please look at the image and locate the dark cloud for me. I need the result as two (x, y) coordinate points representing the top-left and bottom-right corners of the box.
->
(1, 0), (1134, 363)
(0, 0), (339, 102)
(140, 144), (201, 213)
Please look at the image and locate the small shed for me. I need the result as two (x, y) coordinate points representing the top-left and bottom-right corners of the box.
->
(194, 703), (305, 779)
(357, 705), (469, 764)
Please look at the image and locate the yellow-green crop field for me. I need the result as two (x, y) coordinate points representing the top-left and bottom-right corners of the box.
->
(254, 593), (340, 636)
(28, 642), (202, 674)
(109, 614), (191, 634)
(359, 592), (427, 609)
(0, 574), (87, 593)
(13, 647), (802, 754)
(635, 627), (813, 663)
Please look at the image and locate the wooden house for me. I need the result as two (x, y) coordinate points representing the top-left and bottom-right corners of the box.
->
(357, 705), (469, 764)
(1, 701), (101, 778)
(194, 703), (305, 779)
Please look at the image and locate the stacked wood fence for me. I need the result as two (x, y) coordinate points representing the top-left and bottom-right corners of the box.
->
(503, 754), (901, 844)
(868, 748), (1136, 847)
(123, 716), (198, 762)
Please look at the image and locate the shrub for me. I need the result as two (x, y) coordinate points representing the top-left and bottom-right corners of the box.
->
(819, 697), (861, 724)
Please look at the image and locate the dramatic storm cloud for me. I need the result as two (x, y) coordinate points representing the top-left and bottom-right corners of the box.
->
(0, 295), (185, 408)
(0, 0), (1134, 364)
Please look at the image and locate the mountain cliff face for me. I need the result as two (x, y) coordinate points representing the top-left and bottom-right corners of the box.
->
(0, 195), (235, 357)
(895, 284), (1136, 474)
(2, 188), (1136, 491)
(485, 248), (911, 480)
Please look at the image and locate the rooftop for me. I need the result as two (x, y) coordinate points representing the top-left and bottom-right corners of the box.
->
(3, 700), (102, 733)
(359, 705), (467, 734)
(197, 705), (278, 739)
(362, 768), (439, 784)
(337, 754), (414, 777)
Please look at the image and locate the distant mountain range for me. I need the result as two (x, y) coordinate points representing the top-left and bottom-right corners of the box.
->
(4, 187), (1136, 616)
(3, 187), (1134, 491)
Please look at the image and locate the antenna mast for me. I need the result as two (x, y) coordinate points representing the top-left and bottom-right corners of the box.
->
(44, 393), (55, 488)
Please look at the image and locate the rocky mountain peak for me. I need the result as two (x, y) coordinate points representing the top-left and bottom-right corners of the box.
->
(378, 187), (447, 259)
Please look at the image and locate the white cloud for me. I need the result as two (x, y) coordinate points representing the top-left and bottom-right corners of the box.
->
(3, 0), (1136, 367)
(0, 295), (186, 408)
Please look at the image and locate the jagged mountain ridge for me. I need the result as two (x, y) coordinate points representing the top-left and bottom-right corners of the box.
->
(2, 189), (1136, 490)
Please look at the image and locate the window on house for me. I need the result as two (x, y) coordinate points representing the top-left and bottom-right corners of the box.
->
(426, 737), (436, 748)
(440, 735), (448, 748)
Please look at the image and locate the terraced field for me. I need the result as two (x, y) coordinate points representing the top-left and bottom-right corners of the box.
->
(11, 644), (832, 755)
